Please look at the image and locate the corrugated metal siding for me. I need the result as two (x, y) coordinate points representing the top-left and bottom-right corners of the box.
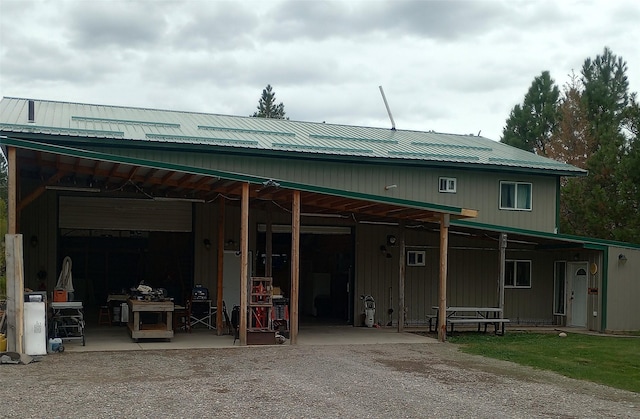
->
(355, 224), (561, 326)
(21, 187), (58, 292)
(605, 246), (640, 331)
(98, 147), (558, 233)
(58, 197), (192, 232)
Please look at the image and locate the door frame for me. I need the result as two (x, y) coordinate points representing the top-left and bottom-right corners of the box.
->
(567, 261), (588, 327)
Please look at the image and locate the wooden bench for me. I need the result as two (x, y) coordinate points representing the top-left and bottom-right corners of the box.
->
(447, 317), (510, 335)
(427, 315), (510, 335)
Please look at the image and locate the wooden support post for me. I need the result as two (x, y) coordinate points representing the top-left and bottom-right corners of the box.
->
(397, 222), (406, 332)
(239, 183), (249, 345)
(437, 214), (450, 342)
(8, 147), (17, 234)
(290, 190), (300, 344)
(266, 208), (273, 277)
(6, 234), (24, 353)
(498, 233), (507, 318)
(216, 197), (225, 334)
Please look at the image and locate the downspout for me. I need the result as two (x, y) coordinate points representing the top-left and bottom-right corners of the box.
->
(555, 177), (561, 234)
(600, 248), (608, 332)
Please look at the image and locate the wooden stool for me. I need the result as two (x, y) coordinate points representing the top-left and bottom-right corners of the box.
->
(98, 305), (111, 326)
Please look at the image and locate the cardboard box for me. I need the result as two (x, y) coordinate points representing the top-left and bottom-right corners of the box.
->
(53, 290), (67, 302)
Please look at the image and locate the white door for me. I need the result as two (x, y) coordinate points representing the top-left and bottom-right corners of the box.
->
(569, 263), (588, 327)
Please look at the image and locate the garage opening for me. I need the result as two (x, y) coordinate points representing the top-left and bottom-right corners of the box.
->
(56, 196), (195, 309)
(58, 230), (194, 309)
(256, 224), (354, 325)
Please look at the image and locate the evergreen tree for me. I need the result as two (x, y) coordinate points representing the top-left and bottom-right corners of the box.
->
(561, 47), (638, 242)
(502, 48), (639, 243)
(546, 72), (594, 169)
(251, 84), (287, 119)
(501, 71), (560, 154)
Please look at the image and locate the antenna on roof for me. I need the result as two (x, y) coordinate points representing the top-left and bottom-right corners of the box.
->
(378, 86), (396, 131)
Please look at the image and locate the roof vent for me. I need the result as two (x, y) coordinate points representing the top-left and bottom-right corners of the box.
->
(28, 100), (35, 123)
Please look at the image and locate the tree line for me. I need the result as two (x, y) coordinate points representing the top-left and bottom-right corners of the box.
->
(501, 47), (640, 244)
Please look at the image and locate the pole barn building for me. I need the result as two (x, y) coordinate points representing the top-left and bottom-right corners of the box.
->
(1, 97), (639, 347)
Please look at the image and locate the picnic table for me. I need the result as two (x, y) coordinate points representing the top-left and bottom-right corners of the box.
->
(428, 306), (509, 335)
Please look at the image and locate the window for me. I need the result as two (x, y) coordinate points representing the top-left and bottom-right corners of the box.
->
(439, 177), (457, 193)
(553, 261), (566, 315)
(500, 181), (532, 210)
(407, 250), (426, 266)
(505, 260), (531, 288)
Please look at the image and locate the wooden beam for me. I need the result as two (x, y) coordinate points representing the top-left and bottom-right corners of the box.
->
(290, 190), (300, 344)
(239, 183), (249, 345)
(437, 213), (450, 342)
(266, 208), (273, 277)
(18, 171), (67, 212)
(397, 222), (406, 332)
(498, 233), (507, 318)
(8, 147), (17, 234)
(216, 197), (225, 334)
(5, 234), (24, 353)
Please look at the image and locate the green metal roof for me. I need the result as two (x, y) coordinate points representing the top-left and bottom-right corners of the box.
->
(0, 97), (587, 176)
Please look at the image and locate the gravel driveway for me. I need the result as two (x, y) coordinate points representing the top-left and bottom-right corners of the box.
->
(1, 342), (638, 418)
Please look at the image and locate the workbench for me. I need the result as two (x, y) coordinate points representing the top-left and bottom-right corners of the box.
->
(127, 299), (174, 341)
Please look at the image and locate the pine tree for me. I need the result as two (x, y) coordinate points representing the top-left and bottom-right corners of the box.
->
(251, 84), (287, 119)
(561, 47), (638, 242)
(501, 71), (560, 154)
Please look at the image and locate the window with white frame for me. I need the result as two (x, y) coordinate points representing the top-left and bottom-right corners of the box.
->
(407, 250), (426, 266)
(553, 261), (566, 315)
(505, 260), (531, 288)
(500, 181), (532, 210)
(439, 177), (457, 193)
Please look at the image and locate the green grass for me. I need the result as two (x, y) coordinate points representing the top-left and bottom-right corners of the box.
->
(449, 331), (640, 393)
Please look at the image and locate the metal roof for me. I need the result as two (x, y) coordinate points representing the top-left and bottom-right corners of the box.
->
(0, 97), (587, 176)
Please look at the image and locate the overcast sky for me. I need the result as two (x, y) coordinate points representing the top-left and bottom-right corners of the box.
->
(1, 0), (638, 141)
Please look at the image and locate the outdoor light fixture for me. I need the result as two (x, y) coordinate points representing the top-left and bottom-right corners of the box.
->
(387, 235), (397, 246)
(153, 197), (205, 203)
(45, 185), (101, 192)
(203, 239), (211, 250)
(619, 253), (627, 262)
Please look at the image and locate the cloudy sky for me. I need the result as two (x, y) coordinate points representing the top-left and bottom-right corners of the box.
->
(1, 0), (638, 141)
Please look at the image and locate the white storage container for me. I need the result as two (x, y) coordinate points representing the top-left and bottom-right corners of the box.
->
(24, 301), (47, 355)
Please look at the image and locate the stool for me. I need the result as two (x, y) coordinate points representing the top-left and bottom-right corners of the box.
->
(173, 305), (191, 333)
(98, 305), (111, 326)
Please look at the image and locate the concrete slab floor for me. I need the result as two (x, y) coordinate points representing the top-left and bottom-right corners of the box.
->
(59, 324), (438, 353)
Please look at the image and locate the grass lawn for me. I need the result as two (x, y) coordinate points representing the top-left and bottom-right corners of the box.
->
(449, 331), (640, 393)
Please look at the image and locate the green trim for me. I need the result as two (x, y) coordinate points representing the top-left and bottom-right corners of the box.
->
(388, 151), (480, 160)
(272, 143), (373, 154)
(488, 157), (575, 168)
(145, 133), (258, 146)
(0, 136), (473, 217)
(0, 123), (124, 137)
(410, 142), (492, 151)
(72, 116), (181, 128)
(601, 249), (608, 331)
(198, 125), (295, 137)
(453, 219), (640, 249)
(309, 134), (398, 145)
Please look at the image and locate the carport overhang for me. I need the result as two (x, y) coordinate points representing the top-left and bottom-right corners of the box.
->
(2, 135), (479, 346)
